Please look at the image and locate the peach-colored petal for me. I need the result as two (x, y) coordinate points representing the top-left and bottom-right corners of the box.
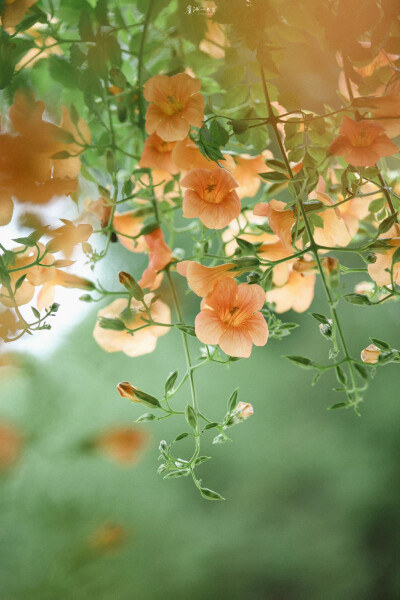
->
(236, 282), (265, 314)
(245, 312), (269, 346)
(219, 328), (253, 358)
(179, 261), (236, 297)
(195, 309), (226, 344)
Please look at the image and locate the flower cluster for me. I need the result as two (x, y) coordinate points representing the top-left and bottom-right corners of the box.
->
(1, 0), (399, 498)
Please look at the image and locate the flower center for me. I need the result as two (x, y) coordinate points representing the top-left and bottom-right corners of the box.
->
(352, 127), (376, 148)
(164, 95), (185, 115)
(203, 179), (221, 203)
(155, 139), (174, 154)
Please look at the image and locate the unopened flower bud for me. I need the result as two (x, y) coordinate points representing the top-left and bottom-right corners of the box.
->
(247, 271), (261, 283)
(117, 382), (140, 402)
(236, 401), (254, 420)
(361, 344), (380, 364)
(118, 271), (144, 301)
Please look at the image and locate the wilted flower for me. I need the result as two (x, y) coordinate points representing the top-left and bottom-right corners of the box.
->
(361, 344), (380, 364)
(195, 279), (268, 358)
(139, 227), (173, 291)
(236, 401), (254, 420)
(116, 382), (141, 402)
(354, 281), (375, 295)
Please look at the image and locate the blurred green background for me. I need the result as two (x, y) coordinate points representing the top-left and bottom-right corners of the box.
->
(1, 270), (400, 600)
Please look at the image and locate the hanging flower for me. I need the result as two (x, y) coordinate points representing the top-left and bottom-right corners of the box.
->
(195, 279), (268, 358)
(139, 227), (173, 291)
(112, 210), (146, 253)
(1, 0), (37, 29)
(371, 80), (400, 139)
(176, 260), (236, 297)
(47, 220), (93, 258)
(367, 238), (400, 287)
(0, 91), (88, 210)
(181, 167), (240, 229)
(139, 133), (179, 174)
(266, 269), (316, 313)
(143, 73), (204, 142)
(328, 116), (398, 167)
(93, 296), (170, 357)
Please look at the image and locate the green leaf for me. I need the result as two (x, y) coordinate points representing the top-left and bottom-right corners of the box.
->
(176, 324), (196, 336)
(174, 432), (189, 442)
(265, 159), (287, 173)
(236, 238), (262, 253)
(227, 388), (239, 412)
(285, 355), (315, 369)
(164, 470), (190, 479)
(31, 307), (40, 319)
(139, 222), (160, 236)
(98, 317), (126, 331)
(368, 197), (385, 213)
(370, 338), (391, 351)
(231, 119), (249, 135)
(134, 389), (161, 409)
(311, 313), (330, 325)
(14, 274), (26, 291)
(391, 246), (400, 265)
(328, 402), (349, 410)
(13, 229), (44, 247)
(335, 366), (347, 385)
(343, 293), (371, 306)
(195, 456), (211, 465)
(203, 422), (219, 430)
(259, 171), (288, 182)
(185, 404), (197, 430)
(165, 370), (178, 394)
(198, 124), (224, 163)
(354, 363), (368, 380)
(378, 214), (398, 235)
(200, 487), (225, 501)
(209, 120), (229, 146)
(135, 413), (156, 422)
